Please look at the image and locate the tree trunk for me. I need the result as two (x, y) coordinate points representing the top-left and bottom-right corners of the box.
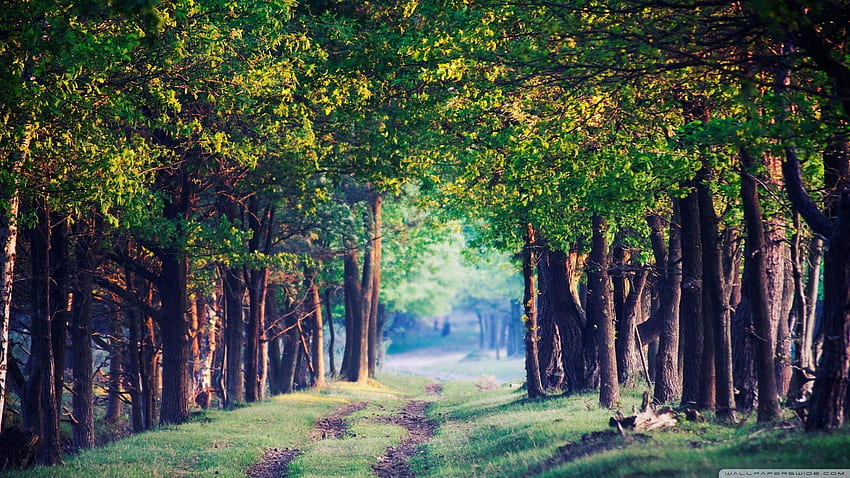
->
(245, 267), (268, 402)
(612, 241), (639, 386)
(222, 266), (245, 406)
(306, 267), (326, 387)
(344, 247), (369, 382)
(324, 288), (338, 378)
(787, 232), (823, 404)
(522, 223), (546, 399)
(367, 194), (382, 377)
(647, 211), (682, 404)
(245, 198), (273, 402)
(806, 190), (850, 430)
(126, 267), (146, 432)
(49, 213), (70, 427)
(679, 188), (704, 407)
(560, 246), (588, 392)
(732, 262), (758, 411)
(157, 251), (191, 425)
(0, 125), (28, 433)
(105, 303), (125, 423)
(537, 245), (565, 392)
(143, 312), (159, 428)
(280, 303), (300, 393)
(697, 165), (735, 420)
(588, 215), (619, 408)
(741, 148), (782, 422)
(23, 209), (63, 465)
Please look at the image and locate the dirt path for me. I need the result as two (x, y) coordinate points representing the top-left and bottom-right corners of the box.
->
(247, 400), (369, 477)
(308, 401), (370, 440)
(246, 448), (303, 478)
(371, 383), (441, 478)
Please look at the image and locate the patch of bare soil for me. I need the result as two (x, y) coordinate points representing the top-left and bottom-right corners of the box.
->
(308, 401), (370, 440)
(246, 448), (302, 478)
(528, 430), (651, 475)
(424, 382), (443, 396)
(372, 400), (437, 478)
(246, 400), (369, 477)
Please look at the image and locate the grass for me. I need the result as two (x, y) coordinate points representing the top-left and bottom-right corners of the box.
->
(6, 374), (850, 478)
(5, 392), (344, 478)
(414, 383), (850, 477)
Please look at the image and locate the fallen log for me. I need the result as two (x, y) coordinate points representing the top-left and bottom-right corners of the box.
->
(609, 391), (678, 433)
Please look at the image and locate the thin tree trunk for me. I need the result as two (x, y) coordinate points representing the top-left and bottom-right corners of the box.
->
(522, 223), (545, 399)
(245, 199), (273, 402)
(324, 288), (337, 378)
(306, 267), (326, 387)
(0, 125), (28, 433)
(126, 267), (146, 432)
(49, 213), (70, 427)
(787, 233), (823, 404)
(105, 302), (125, 423)
(367, 194), (382, 377)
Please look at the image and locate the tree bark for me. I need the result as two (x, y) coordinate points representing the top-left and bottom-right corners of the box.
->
(522, 223), (545, 399)
(806, 189), (850, 430)
(787, 232), (822, 404)
(647, 211), (682, 404)
(23, 209), (63, 465)
(589, 215), (619, 408)
(679, 188), (704, 407)
(105, 303), (125, 423)
(537, 244), (565, 392)
(157, 251), (191, 425)
(245, 198), (273, 402)
(697, 165), (735, 420)
(344, 247), (368, 382)
(306, 267), (326, 387)
(367, 194), (382, 378)
(740, 148), (782, 422)
(324, 288), (338, 378)
(0, 125), (28, 433)
(222, 265), (245, 406)
(244, 267), (268, 402)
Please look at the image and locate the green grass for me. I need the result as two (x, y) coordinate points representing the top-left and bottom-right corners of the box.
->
(414, 384), (850, 477)
(6, 392), (345, 478)
(7, 375), (850, 478)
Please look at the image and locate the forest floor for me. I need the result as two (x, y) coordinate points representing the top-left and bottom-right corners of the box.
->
(6, 313), (850, 478)
(6, 371), (850, 478)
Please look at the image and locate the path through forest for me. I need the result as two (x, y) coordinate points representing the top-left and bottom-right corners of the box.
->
(247, 382), (441, 478)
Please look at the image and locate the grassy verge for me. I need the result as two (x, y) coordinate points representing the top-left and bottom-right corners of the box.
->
(413, 382), (850, 478)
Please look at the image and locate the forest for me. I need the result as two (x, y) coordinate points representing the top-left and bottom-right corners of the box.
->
(1, 0), (849, 472)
